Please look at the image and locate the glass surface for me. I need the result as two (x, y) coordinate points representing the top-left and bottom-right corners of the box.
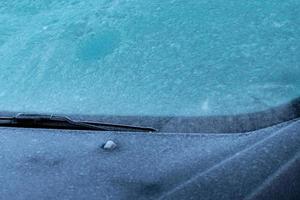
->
(0, 0), (299, 116)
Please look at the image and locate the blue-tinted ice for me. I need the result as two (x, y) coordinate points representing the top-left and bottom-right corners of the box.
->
(0, 0), (299, 116)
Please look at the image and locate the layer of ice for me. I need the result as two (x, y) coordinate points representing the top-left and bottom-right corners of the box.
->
(0, 0), (299, 116)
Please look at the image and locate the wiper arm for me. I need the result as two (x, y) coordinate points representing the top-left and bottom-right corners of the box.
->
(0, 113), (157, 132)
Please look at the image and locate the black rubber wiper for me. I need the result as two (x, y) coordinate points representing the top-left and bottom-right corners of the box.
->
(0, 113), (157, 132)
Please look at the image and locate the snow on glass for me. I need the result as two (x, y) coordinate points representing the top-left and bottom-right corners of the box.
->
(0, 0), (299, 116)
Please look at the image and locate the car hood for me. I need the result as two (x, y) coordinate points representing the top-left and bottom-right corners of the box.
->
(0, 119), (300, 200)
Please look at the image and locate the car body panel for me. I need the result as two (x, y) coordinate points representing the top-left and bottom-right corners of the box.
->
(0, 119), (299, 200)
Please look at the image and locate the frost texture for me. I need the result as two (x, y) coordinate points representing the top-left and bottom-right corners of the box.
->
(0, 0), (299, 116)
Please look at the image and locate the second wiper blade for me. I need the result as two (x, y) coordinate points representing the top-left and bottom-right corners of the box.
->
(0, 113), (157, 132)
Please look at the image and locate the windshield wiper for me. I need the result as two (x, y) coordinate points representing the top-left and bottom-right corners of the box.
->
(0, 113), (157, 132)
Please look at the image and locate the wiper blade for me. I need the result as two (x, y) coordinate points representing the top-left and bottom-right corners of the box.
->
(0, 113), (157, 132)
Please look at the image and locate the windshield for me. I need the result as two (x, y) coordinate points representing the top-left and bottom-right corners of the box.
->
(0, 0), (299, 117)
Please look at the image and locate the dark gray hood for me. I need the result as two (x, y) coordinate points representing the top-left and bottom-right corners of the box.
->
(0, 119), (300, 200)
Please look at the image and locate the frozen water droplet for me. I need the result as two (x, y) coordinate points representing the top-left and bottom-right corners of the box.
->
(201, 99), (209, 111)
(103, 140), (117, 150)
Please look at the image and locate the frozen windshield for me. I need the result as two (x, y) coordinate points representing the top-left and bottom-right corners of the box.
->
(0, 0), (299, 117)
